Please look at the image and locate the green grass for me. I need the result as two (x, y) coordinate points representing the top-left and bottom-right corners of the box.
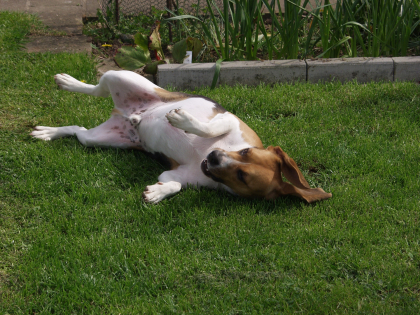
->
(0, 11), (50, 53)
(2, 11), (420, 314)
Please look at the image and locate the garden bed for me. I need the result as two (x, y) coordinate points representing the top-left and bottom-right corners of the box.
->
(84, 0), (420, 67)
(82, 0), (420, 90)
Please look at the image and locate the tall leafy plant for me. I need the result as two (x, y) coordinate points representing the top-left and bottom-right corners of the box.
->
(166, 0), (263, 61)
(167, 0), (266, 89)
(261, 0), (311, 59)
(363, 0), (420, 57)
(308, 0), (354, 58)
(114, 23), (166, 75)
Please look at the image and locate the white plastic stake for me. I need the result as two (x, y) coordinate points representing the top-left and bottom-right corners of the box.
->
(183, 51), (192, 64)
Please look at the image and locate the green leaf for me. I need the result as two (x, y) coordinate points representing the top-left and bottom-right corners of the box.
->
(165, 14), (203, 22)
(172, 38), (188, 63)
(211, 58), (223, 90)
(144, 60), (166, 75)
(134, 32), (149, 52)
(186, 37), (203, 60)
(172, 37), (203, 63)
(114, 46), (151, 71)
(315, 36), (352, 58)
(149, 22), (165, 61)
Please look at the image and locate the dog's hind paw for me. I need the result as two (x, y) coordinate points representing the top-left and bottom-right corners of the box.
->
(30, 125), (86, 141)
(142, 181), (182, 204)
(129, 114), (142, 126)
(54, 73), (85, 92)
(30, 126), (60, 141)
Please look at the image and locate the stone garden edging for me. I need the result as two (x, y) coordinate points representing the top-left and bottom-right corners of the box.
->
(157, 56), (420, 90)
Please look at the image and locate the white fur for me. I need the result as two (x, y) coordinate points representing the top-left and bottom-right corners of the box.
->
(31, 71), (253, 203)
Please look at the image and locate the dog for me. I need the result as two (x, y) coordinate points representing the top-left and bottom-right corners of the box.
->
(31, 70), (332, 204)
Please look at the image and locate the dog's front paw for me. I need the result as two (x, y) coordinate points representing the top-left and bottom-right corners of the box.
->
(142, 181), (182, 204)
(165, 108), (199, 133)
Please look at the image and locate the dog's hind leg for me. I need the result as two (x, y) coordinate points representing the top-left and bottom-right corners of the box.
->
(54, 71), (162, 120)
(31, 125), (87, 141)
(54, 71), (160, 100)
(54, 73), (110, 97)
(31, 115), (142, 149)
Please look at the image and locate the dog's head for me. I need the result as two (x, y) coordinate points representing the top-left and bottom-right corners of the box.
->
(201, 146), (332, 203)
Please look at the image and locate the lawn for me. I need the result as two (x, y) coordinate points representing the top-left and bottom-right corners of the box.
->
(1, 11), (420, 314)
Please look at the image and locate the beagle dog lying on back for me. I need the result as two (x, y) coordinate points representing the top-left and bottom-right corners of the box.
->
(31, 70), (332, 204)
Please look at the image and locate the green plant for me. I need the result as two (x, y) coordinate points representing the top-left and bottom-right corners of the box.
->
(167, 0), (264, 61)
(172, 37), (203, 63)
(308, 0), (420, 58)
(0, 11), (41, 52)
(167, 0), (268, 89)
(361, 0), (420, 57)
(166, 1), (204, 43)
(114, 19), (204, 76)
(262, 0), (311, 59)
(114, 23), (166, 75)
(83, 5), (168, 44)
(114, 33), (151, 70)
(304, 0), (354, 58)
(84, 0), (420, 62)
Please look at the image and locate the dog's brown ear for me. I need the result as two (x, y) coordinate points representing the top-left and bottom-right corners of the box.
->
(266, 146), (332, 203)
(265, 182), (332, 203)
(267, 146), (310, 189)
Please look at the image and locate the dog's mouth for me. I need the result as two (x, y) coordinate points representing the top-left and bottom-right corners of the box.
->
(201, 159), (223, 183)
(201, 159), (211, 177)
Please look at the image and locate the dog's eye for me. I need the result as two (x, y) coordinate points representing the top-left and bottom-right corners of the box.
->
(240, 148), (249, 156)
(237, 169), (247, 184)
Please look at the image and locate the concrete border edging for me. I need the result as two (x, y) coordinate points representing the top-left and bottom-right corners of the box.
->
(218, 60), (306, 86)
(157, 56), (420, 90)
(306, 57), (393, 83)
(393, 56), (420, 82)
(157, 63), (216, 89)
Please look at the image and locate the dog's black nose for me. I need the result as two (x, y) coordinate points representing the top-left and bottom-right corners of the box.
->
(207, 150), (221, 166)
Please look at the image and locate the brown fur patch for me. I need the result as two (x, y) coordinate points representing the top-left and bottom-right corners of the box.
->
(111, 108), (123, 116)
(149, 151), (180, 170)
(168, 157), (180, 170)
(207, 149), (278, 198)
(235, 116), (263, 148)
(154, 88), (190, 103)
(208, 104), (227, 120)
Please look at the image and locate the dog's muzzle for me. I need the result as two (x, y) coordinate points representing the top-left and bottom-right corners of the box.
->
(201, 150), (226, 182)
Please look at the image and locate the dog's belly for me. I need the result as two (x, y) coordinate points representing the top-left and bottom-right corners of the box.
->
(135, 99), (248, 165)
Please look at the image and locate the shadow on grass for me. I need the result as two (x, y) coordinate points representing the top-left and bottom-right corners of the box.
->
(31, 136), (314, 219)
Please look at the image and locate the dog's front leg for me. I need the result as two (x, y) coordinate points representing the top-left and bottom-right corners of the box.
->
(166, 108), (237, 138)
(142, 167), (189, 203)
(142, 164), (205, 203)
(142, 181), (182, 204)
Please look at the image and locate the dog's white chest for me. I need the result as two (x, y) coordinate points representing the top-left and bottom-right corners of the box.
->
(136, 98), (248, 165)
